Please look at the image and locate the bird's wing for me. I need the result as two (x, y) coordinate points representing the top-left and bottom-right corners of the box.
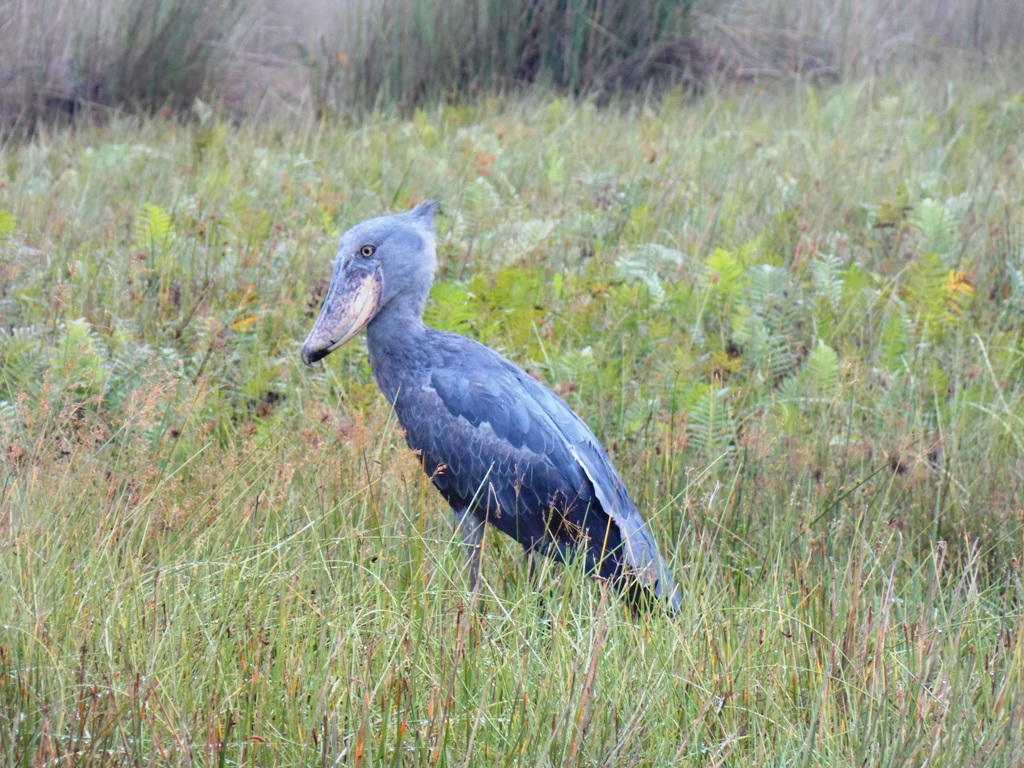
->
(395, 335), (679, 606)
(509, 365), (681, 607)
(396, 354), (589, 545)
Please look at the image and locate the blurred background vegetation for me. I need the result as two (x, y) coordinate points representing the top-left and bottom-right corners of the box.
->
(1, 0), (1021, 130)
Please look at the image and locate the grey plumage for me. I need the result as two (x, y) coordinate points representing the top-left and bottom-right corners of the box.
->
(302, 201), (680, 612)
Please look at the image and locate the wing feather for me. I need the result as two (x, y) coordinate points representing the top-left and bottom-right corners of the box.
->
(392, 331), (679, 608)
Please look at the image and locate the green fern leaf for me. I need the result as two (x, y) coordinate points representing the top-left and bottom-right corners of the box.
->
(0, 327), (47, 400)
(689, 385), (736, 459)
(541, 346), (595, 389)
(615, 244), (686, 306)
(732, 264), (801, 382)
(703, 248), (744, 301)
(804, 340), (840, 399)
(134, 203), (174, 252)
(51, 318), (111, 398)
(810, 253), (843, 312)
(0, 399), (17, 430)
(746, 264), (790, 313)
(615, 258), (665, 305)
(508, 218), (555, 261)
(460, 176), (503, 234)
(905, 252), (952, 337)
(426, 281), (479, 333)
(911, 198), (957, 255)
(878, 298), (911, 368)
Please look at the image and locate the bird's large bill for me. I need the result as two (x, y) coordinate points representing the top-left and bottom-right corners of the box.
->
(301, 264), (382, 365)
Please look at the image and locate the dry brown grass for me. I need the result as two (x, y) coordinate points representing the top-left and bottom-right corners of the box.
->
(0, 0), (311, 130)
(1, 0), (1019, 130)
(702, 0), (1024, 78)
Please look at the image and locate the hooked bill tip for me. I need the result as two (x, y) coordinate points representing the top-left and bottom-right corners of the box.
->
(300, 343), (330, 367)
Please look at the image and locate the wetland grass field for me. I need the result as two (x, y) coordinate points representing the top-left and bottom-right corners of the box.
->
(2, 68), (1024, 765)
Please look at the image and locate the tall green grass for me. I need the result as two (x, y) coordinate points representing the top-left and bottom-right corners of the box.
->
(1, 0), (703, 128)
(0, 0), (257, 132)
(4, 0), (1022, 129)
(325, 0), (701, 113)
(2, 68), (1024, 764)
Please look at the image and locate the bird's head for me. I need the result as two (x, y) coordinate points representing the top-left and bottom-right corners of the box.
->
(301, 200), (439, 366)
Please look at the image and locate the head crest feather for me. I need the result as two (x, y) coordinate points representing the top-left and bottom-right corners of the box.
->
(409, 200), (440, 219)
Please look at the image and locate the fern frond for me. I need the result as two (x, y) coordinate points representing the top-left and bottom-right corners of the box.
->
(426, 281), (479, 333)
(0, 400), (18, 429)
(878, 296), (912, 368)
(540, 347), (596, 390)
(703, 248), (744, 301)
(746, 264), (790, 313)
(905, 252), (959, 337)
(51, 318), (111, 398)
(134, 203), (174, 252)
(0, 326), (47, 401)
(615, 257), (665, 305)
(803, 340), (840, 399)
(507, 218), (555, 262)
(460, 176), (503, 234)
(911, 198), (957, 256)
(615, 243), (686, 306)
(689, 385), (736, 460)
(810, 253), (843, 312)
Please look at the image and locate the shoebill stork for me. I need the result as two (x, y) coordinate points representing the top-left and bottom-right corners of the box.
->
(301, 201), (680, 612)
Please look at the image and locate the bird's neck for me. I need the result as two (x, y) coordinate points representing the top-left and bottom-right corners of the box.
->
(365, 292), (430, 403)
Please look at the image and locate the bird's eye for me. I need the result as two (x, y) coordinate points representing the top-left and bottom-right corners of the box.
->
(359, 245), (376, 258)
